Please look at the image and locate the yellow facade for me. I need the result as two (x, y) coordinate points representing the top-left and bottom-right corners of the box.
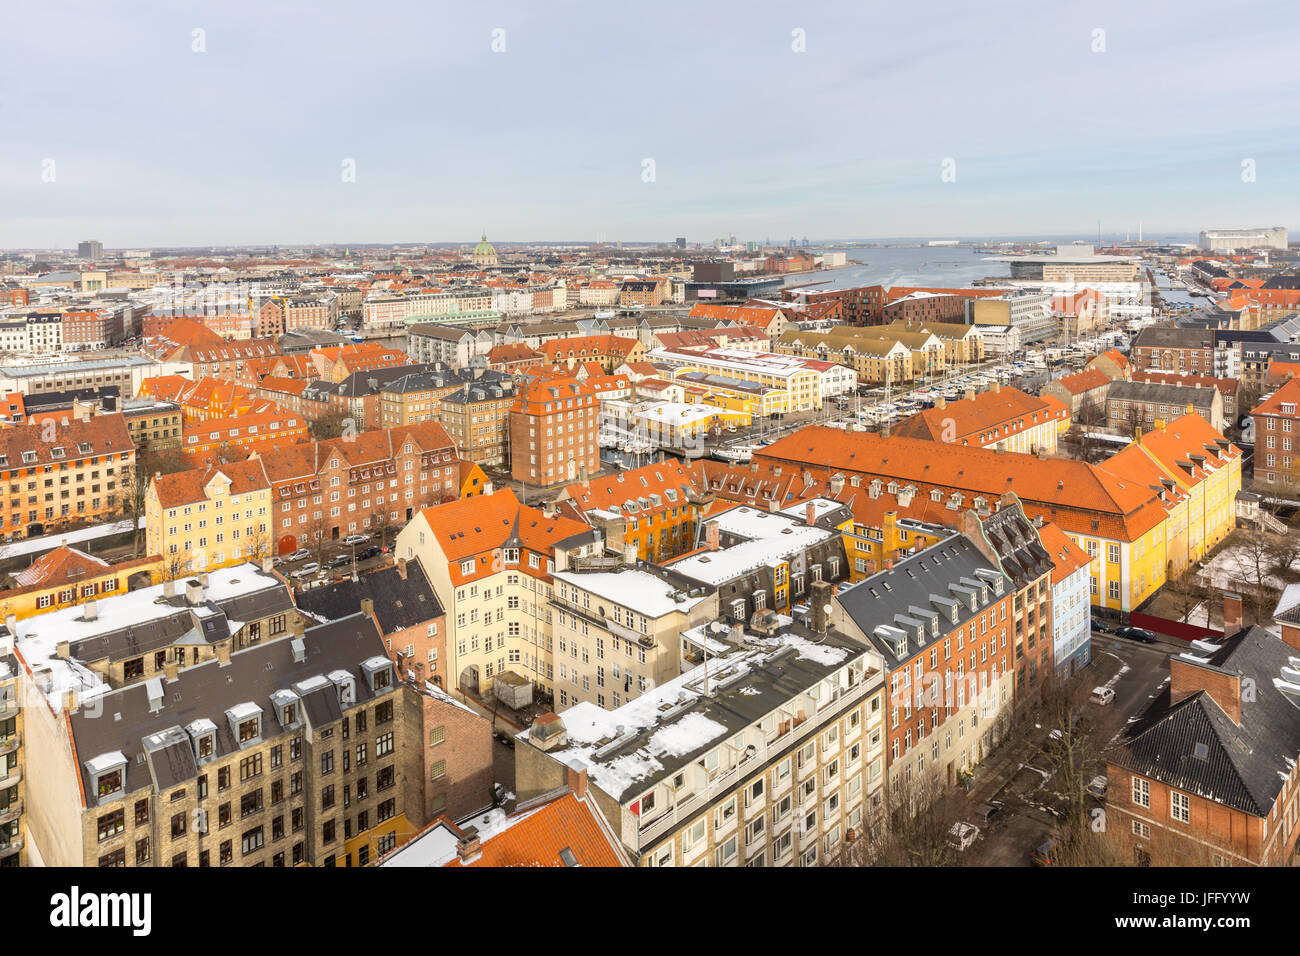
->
(146, 473), (274, 576)
(0, 556), (165, 621)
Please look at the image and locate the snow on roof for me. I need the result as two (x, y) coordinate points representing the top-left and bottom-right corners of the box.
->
(424, 680), (479, 716)
(85, 750), (127, 774)
(13, 562), (281, 710)
(1189, 639), (1223, 653)
(552, 567), (706, 619)
(226, 700), (262, 721)
(670, 505), (835, 586)
(380, 805), (544, 867)
(777, 497), (843, 521)
(774, 633), (851, 667)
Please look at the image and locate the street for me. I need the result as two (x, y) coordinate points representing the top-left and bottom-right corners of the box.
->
(952, 631), (1176, 866)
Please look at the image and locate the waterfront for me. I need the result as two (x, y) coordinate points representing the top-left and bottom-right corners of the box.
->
(788, 245), (1011, 291)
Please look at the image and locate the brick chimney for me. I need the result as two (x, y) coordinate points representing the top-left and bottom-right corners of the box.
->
(705, 520), (720, 551)
(805, 501), (817, 525)
(455, 826), (482, 864)
(1170, 656), (1241, 725)
(1222, 592), (1243, 637)
(396, 557), (408, 580)
(360, 597), (374, 618)
(566, 761), (589, 799)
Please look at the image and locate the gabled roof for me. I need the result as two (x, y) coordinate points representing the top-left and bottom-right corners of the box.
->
(10, 545), (111, 588)
(1116, 626), (1300, 818)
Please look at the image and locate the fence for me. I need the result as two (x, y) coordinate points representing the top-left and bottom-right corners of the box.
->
(1129, 612), (1223, 644)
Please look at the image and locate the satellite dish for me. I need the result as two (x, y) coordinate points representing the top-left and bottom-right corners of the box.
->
(823, 604), (833, 616)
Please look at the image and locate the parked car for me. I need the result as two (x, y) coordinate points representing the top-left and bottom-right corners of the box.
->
(342, 533), (369, 546)
(357, 546), (381, 561)
(288, 548), (312, 562)
(1086, 775), (1108, 799)
(271, 556), (285, 568)
(1089, 686), (1116, 706)
(947, 822), (980, 851)
(1090, 617), (1111, 633)
(1029, 836), (1057, 866)
(1116, 625), (1157, 644)
(292, 562), (320, 579)
(326, 554), (351, 568)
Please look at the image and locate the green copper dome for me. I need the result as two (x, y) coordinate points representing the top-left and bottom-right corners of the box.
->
(473, 231), (496, 257)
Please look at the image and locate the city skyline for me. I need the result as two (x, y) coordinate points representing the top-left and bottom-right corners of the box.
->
(2, 0), (1298, 247)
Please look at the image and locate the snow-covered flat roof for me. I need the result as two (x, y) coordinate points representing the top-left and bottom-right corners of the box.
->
(670, 505), (835, 586)
(553, 567), (706, 619)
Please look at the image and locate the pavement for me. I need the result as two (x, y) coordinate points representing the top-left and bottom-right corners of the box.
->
(953, 630), (1176, 866)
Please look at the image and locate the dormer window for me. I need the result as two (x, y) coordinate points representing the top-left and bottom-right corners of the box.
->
(930, 489), (943, 502)
(239, 719), (258, 742)
(97, 768), (122, 798)
(362, 656), (393, 693)
(226, 703), (263, 748)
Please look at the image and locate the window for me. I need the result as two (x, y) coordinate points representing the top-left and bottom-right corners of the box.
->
(1132, 819), (1151, 839)
(1171, 791), (1190, 824)
(242, 826), (265, 856)
(376, 732), (395, 757)
(97, 810), (125, 842)
(428, 726), (445, 747)
(375, 700), (393, 724)
(240, 754), (262, 781)
(1132, 777), (1150, 809)
(430, 759), (446, 781)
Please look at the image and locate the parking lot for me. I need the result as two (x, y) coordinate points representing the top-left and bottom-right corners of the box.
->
(271, 535), (393, 586)
(946, 629), (1176, 865)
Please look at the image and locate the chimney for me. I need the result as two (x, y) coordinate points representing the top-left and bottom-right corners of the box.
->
(623, 540), (638, 565)
(361, 597), (375, 618)
(198, 572), (210, 587)
(81, 599), (98, 622)
(810, 579), (832, 634)
(1222, 592), (1243, 637)
(62, 687), (79, 715)
(396, 557), (408, 580)
(579, 464), (588, 483)
(185, 579), (205, 606)
(455, 827), (482, 864)
(964, 388), (975, 402)
(705, 520), (720, 551)
(292, 617), (306, 638)
(566, 761), (589, 800)
(935, 395), (946, 410)
(992, 381), (1000, 394)
(805, 501), (817, 526)
(163, 580), (176, 598)
(216, 641), (231, 666)
(261, 557), (274, 573)
(165, 656), (180, 681)
(527, 713), (569, 752)
(1170, 656), (1241, 725)
(829, 473), (844, 495)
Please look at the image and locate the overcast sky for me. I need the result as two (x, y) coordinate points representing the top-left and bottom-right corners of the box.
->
(2, 0), (1298, 248)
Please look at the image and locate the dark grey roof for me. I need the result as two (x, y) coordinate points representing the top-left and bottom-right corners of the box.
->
(1132, 326), (1216, 350)
(67, 578), (296, 666)
(294, 560), (444, 635)
(72, 613), (393, 805)
(835, 533), (1010, 669)
(1115, 626), (1300, 817)
(1106, 380), (1217, 408)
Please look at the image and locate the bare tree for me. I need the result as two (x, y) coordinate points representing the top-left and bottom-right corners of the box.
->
(828, 769), (964, 867)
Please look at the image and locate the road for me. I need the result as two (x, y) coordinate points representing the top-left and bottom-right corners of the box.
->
(952, 630), (1176, 866)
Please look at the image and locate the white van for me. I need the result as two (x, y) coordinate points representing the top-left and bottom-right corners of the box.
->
(1089, 686), (1115, 706)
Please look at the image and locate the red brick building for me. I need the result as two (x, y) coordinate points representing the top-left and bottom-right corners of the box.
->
(508, 378), (599, 486)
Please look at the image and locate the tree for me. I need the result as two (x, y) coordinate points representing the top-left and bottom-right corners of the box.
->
(121, 445), (193, 558)
(828, 769), (964, 867)
(309, 408), (352, 442)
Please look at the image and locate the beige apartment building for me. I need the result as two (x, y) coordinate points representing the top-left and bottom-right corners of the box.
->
(437, 380), (516, 468)
(8, 563), (427, 867)
(516, 600), (887, 867)
(549, 564), (717, 711)
(0, 637), (24, 867)
(396, 489), (601, 701)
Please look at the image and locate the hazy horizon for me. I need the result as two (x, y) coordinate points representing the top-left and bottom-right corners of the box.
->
(3, 0), (1298, 248)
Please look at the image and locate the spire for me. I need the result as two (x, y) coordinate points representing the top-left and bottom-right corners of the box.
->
(481, 230), (487, 242)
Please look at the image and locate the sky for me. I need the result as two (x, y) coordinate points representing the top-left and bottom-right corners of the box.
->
(2, 0), (1299, 248)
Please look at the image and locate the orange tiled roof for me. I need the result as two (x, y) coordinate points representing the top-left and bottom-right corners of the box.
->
(892, 387), (1067, 444)
(446, 792), (628, 867)
(1054, 367), (1112, 395)
(152, 458), (271, 509)
(1037, 521), (1093, 584)
(10, 545), (110, 588)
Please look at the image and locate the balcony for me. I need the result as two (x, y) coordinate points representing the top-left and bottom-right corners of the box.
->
(0, 733), (18, 757)
(0, 834), (21, 857)
(0, 698), (16, 721)
(0, 800), (20, 826)
(0, 767), (20, 791)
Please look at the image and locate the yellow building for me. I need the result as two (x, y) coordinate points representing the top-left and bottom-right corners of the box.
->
(0, 547), (164, 621)
(146, 459), (274, 576)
